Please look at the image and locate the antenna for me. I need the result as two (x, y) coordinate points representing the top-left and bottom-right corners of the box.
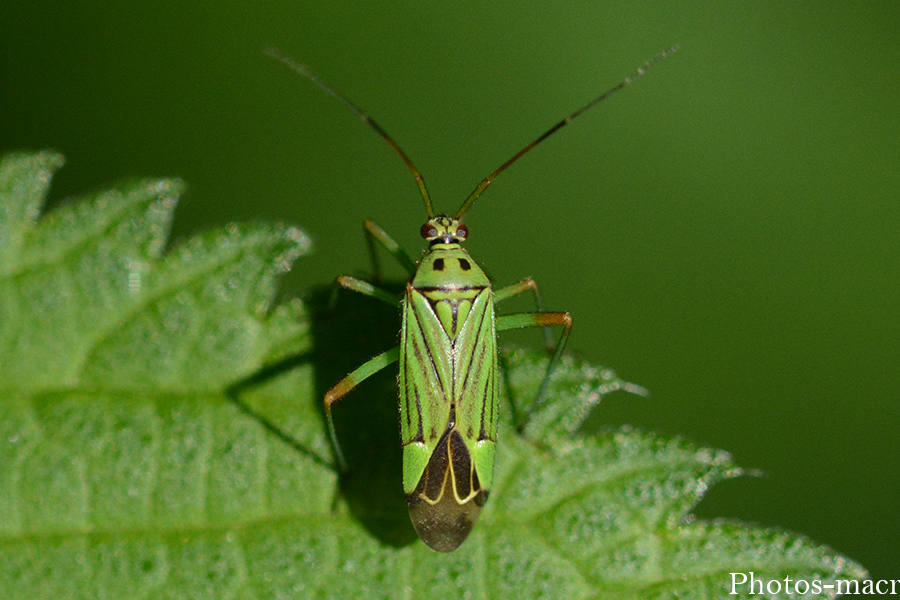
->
(266, 45), (680, 221)
(265, 46), (436, 218)
(453, 45), (679, 219)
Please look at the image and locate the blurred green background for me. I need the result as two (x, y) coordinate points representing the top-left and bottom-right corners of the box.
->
(3, 0), (897, 582)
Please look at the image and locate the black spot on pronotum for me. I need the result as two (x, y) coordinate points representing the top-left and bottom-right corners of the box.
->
(433, 258), (445, 271)
(458, 259), (471, 271)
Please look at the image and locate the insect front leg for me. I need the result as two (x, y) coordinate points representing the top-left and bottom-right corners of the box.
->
(324, 347), (400, 471)
(329, 221), (415, 308)
(496, 311), (572, 426)
(332, 275), (399, 306)
(364, 220), (417, 281)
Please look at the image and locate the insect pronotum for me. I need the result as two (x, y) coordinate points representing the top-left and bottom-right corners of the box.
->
(267, 45), (678, 552)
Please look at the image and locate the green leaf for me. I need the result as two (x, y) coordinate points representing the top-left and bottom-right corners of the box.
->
(0, 151), (866, 599)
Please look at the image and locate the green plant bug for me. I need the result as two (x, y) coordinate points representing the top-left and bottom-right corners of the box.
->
(267, 45), (678, 552)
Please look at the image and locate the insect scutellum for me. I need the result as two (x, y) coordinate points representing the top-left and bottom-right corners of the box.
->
(267, 45), (678, 552)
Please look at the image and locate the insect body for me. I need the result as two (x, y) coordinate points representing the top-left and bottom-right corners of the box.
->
(267, 46), (678, 552)
(399, 217), (497, 548)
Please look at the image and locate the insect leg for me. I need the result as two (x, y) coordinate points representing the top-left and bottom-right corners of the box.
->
(324, 346), (400, 471)
(496, 311), (572, 425)
(493, 278), (554, 349)
(332, 275), (399, 306)
(364, 220), (418, 280)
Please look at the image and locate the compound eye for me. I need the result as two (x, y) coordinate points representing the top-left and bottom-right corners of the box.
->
(456, 224), (469, 240)
(420, 222), (438, 239)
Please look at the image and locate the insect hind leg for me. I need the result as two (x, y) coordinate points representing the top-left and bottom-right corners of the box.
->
(324, 346), (400, 471)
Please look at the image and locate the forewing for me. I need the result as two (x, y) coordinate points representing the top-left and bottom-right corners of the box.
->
(452, 288), (498, 447)
(398, 286), (453, 448)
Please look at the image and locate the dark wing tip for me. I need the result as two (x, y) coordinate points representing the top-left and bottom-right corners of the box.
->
(407, 488), (489, 552)
(406, 427), (490, 552)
